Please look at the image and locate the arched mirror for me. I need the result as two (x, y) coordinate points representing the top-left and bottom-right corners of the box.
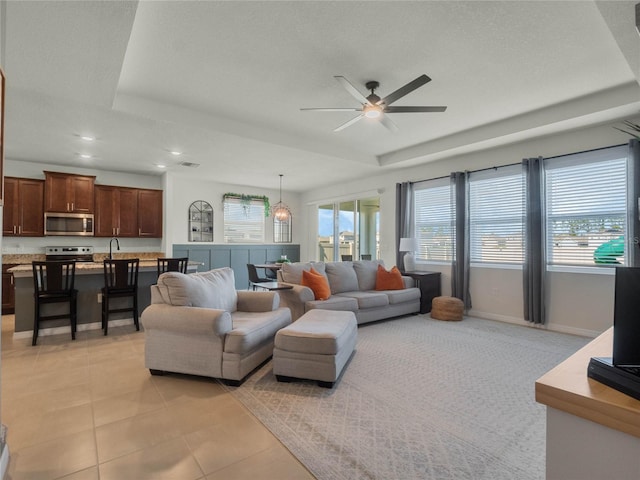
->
(189, 200), (213, 242)
(274, 214), (292, 243)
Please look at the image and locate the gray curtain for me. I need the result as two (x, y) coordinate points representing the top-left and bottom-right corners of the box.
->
(629, 139), (640, 267)
(522, 157), (545, 324)
(450, 172), (471, 309)
(395, 182), (414, 269)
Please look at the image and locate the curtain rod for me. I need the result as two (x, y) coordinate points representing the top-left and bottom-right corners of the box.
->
(406, 142), (628, 185)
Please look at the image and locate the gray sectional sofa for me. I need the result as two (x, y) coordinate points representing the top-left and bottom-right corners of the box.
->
(276, 260), (421, 323)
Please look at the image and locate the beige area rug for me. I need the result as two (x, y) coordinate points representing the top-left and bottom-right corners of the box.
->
(225, 315), (589, 480)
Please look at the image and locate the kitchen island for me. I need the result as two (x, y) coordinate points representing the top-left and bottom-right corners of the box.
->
(9, 257), (200, 336)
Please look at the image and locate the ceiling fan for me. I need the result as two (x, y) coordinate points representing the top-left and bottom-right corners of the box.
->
(301, 74), (447, 132)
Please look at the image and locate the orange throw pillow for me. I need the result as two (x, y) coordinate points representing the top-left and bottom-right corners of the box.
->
(302, 268), (331, 300)
(375, 265), (405, 291)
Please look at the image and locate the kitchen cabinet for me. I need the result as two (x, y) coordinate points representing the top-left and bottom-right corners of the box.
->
(2, 263), (18, 314)
(94, 185), (139, 237)
(95, 186), (162, 238)
(137, 189), (163, 237)
(3, 177), (44, 236)
(44, 171), (95, 213)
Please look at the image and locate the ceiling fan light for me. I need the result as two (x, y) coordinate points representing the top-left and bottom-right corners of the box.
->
(364, 105), (382, 118)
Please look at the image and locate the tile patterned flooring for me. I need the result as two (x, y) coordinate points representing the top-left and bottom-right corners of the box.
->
(0, 316), (314, 480)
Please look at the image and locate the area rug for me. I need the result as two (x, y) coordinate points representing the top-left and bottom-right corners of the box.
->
(225, 316), (590, 480)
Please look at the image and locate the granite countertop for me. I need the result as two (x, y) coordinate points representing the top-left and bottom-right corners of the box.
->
(6, 252), (202, 276)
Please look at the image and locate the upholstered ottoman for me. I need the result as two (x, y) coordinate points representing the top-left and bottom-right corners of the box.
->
(273, 309), (357, 388)
(431, 296), (464, 321)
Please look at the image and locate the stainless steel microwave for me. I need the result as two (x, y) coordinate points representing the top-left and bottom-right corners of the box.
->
(44, 212), (94, 236)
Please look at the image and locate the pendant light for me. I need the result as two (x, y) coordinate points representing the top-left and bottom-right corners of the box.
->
(271, 174), (291, 221)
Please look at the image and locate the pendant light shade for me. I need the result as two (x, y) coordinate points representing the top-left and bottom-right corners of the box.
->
(271, 174), (291, 221)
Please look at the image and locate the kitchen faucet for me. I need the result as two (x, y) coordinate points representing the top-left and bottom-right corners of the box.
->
(109, 237), (120, 260)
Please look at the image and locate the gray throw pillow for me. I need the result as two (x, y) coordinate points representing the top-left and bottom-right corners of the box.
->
(325, 262), (359, 294)
(157, 267), (238, 312)
(353, 260), (385, 291)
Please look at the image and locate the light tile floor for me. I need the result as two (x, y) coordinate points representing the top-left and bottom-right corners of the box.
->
(0, 315), (314, 480)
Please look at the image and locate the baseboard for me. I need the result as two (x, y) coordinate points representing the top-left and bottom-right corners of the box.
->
(468, 309), (599, 338)
(13, 318), (137, 340)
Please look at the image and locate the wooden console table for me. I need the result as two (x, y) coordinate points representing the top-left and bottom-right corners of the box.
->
(536, 328), (640, 479)
(402, 271), (441, 314)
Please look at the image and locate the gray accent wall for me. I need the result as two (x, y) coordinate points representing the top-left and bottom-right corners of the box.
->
(172, 244), (300, 290)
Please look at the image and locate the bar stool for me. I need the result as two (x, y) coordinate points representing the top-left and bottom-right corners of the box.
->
(102, 258), (139, 335)
(32, 260), (78, 346)
(157, 257), (189, 278)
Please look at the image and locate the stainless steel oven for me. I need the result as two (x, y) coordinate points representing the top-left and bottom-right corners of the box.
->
(45, 246), (94, 262)
(44, 212), (94, 236)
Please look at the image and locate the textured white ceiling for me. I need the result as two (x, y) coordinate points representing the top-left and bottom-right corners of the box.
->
(2, 1), (639, 191)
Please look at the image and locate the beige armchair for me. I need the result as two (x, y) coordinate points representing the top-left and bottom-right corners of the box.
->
(141, 267), (291, 385)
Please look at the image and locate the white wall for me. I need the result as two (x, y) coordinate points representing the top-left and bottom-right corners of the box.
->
(165, 173), (302, 254)
(299, 121), (634, 337)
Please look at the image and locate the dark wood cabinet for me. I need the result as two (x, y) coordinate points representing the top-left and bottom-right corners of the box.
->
(403, 271), (442, 313)
(2, 263), (18, 315)
(95, 185), (139, 237)
(95, 185), (161, 238)
(137, 189), (162, 237)
(3, 177), (44, 236)
(44, 171), (95, 213)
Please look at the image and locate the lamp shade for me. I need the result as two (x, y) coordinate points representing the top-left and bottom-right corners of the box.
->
(399, 237), (417, 252)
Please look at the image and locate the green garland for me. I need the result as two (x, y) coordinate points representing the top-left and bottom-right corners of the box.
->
(223, 193), (270, 217)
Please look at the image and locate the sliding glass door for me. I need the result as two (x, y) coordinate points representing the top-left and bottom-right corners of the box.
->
(317, 197), (379, 261)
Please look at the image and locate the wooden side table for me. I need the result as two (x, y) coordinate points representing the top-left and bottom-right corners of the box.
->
(403, 271), (441, 314)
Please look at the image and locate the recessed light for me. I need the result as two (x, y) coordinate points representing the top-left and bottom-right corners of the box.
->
(80, 154), (92, 159)
(170, 151), (182, 156)
(156, 164), (167, 168)
(81, 135), (95, 141)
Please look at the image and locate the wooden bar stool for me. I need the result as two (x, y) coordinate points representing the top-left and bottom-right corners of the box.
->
(102, 259), (140, 335)
(157, 257), (189, 279)
(32, 260), (78, 346)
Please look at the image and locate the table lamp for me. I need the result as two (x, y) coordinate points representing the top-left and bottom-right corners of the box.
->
(399, 237), (418, 272)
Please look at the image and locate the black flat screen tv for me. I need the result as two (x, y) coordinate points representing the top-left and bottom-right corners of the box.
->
(613, 267), (640, 367)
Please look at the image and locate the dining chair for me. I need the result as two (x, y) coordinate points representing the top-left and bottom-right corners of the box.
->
(247, 264), (271, 290)
(157, 257), (189, 278)
(264, 261), (278, 280)
(102, 258), (140, 335)
(341, 255), (353, 261)
(32, 260), (78, 346)
(360, 254), (372, 260)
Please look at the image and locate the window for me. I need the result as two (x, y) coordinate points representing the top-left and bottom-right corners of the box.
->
(469, 166), (524, 265)
(223, 197), (265, 243)
(414, 178), (453, 262)
(317, 197), (379, 261)
(545, 146), (628, 267)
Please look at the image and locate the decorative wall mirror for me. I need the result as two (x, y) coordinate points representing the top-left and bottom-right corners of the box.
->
(189, 200), (213, 242)
(274, 216), (292, 243)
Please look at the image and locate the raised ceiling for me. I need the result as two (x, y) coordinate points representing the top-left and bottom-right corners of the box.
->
(2, 1), (639, 191)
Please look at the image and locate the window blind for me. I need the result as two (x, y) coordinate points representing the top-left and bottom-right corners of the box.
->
(469, 165), (524, 265)
(223, 198), (265, 243)
(414, 177), (453, 262)
(545, 146), (628, 267)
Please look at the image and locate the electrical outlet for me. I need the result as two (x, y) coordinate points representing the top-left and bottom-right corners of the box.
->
(97, 293), (102, 304)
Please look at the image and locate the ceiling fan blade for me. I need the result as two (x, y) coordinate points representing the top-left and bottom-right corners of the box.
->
(379, 115), (399, 133)
(378, 74), (431, 106)
(334, 76), (370, 105)
(334, 115), (364, 132)
(300, 107), (362, 112)
(385, 106), (447, 113)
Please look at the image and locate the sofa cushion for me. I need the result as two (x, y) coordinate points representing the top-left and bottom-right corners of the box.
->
(157, 267), (238, 312)
(306, 295), (358, 313)
(325, 262), (359, 294)
(385, 287), (421, 305)
(280, 262), (326, 285)
(353, 260), (384, 291)
(302, 268), (331, 300)
(335, 291), (389, 309)
(225, 308), (292, 354)
(375, 265), (405, 290)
